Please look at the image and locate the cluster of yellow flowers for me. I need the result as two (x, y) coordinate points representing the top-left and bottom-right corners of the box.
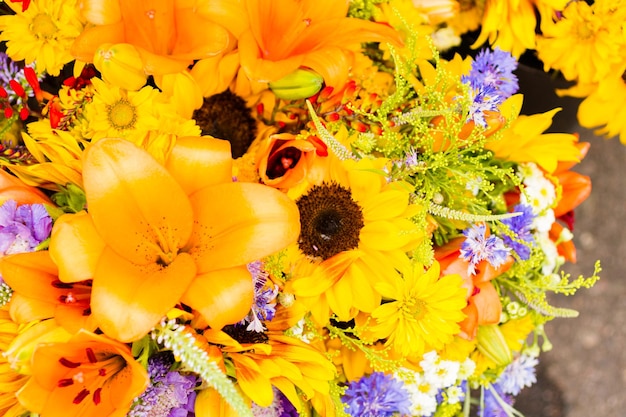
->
(0, 1), (603, 417)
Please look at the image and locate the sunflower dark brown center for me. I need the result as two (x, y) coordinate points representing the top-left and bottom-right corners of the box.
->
(192, 90), (257, 159)
(296, 182), (364, 260)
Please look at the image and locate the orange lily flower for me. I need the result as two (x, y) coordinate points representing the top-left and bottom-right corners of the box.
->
(0, 250), (97, 334)
(49, 137), (300, 342)
(196, 0), (402, 90)
(71, 0), (230, 80)
(0, 169), (50, 205)
(256, 133), (328, 190)
(435, 237), (513, 340)
(16, 330), (148, 417)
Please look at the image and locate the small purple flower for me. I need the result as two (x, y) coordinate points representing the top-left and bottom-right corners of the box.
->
(479, 383), (515, 417)
(251, 388), (298, 417)
(460, 224), (511, 275)
(342, 372), (412, 417)
(497, 354), (538, 396)
(0, 200), (52, 256)
(501, 204), (536, 260)
(240, 261), (279, 332)
(463, 48), (519, 100)
(129, 352), (199, 417)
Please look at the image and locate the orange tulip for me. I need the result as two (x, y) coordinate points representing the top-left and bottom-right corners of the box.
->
(49, 137), (300, 342)
(256, 133), (328, 189)
(435, 237), (513, 340)
(198, 0), (402, 89)
(17, 330), (149, 417)
(0, 250), (97, 334)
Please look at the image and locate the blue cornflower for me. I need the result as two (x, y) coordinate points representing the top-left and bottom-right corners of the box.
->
(460, 224), (511, 275)
(342, 372), (412, 417)
(501, 204), (536, 260)
(129, 352), (199, 417)
(0, 200), (52, 256)
(251, 388), (299, 417)
(240, 261), (279, 332)
(0, 52), (38, 102)
(497, 354), (538, 396)
(463, 48), (519, 100)
(479, 383), (515, 417)
(466, 84), (502, 127)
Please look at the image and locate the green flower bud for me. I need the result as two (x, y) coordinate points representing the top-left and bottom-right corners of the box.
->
(477, 324), (512, 367)
(269, 69), (324, 100)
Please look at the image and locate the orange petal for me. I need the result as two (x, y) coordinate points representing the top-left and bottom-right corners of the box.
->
(165, 136), (233, 196)
(91, 248), (197, 342)
(0, 169), (50, 205)
(181, 266), (253, 330)
(188, 182), (300, 272)
(70, 23), (126, 62)
(49, 211), (105, 283)
(472, 281), (502, 326)
(9, 292), (55, 323)
(554, 170), (591, 217)
(172, 10), (231, 59)
(83, 138), (193, 266)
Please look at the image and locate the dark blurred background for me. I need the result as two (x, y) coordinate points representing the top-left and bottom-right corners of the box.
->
(513, 65), (626, 417)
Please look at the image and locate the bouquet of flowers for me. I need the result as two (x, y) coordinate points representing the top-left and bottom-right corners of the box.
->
(0, 1), (601, 417)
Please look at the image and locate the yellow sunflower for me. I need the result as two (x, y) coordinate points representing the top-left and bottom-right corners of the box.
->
(363, 260), (467, 358)
(536, 0), (626, 84)
(577, 73), (626, 144)
(0, 0), (84, 76)
(290, 157), (425, 325)
(447, 0), (484, 35)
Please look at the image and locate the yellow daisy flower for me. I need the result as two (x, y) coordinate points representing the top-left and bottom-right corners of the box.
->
(290, 157), (425, 325)
(0, 0), (83, 76)
(85, 77), (159, 145)
(536, 0), (626, 84)
(364, 261), (467, 357)
(577, 73), (626, 144)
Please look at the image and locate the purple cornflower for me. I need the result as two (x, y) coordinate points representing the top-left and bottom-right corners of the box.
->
(0, 52), (39, 102)
(129, 352), (199, 417)
(463, 48), (519, 100)
(501, 204), (535, 260)
(342, 372), (412, 417)
(497, 354), (538, 396)
(240, 261), (279, 332)
(479, 383), (515, 417)
(0, 200), (52, 256)
(460, 224), (511, 275)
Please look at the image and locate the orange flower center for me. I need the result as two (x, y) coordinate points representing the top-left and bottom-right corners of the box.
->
(57, 348), (126, 407)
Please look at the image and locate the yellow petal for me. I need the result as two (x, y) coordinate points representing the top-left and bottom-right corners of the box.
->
(91, 248), (197, 342)
(181, 266), (253, 330)
(49, 211), (105, 283)
(165, 136), (233, 196)
(83, 138), (193, 266)
(188, 182), (299, 272)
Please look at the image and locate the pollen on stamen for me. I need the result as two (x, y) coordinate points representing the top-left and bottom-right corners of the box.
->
(73, 388), (90, 404)
(59, 357), (81, 368)
(85, 348), (97, 363)
(93, 388), (102, 405)
(98, 368), (106, 376)
(57, 378), (74, 387)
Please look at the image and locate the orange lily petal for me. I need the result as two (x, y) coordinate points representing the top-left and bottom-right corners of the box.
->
(181, 266), (253, 330)
(472, 281), (502, 326)
(91, 248), (197, 342)
(554, 170), (592, 217)
(49, 211), (105, 283)
(9, 292), (55, 323)
(83, 138), (193, 266)
(0, 169), (50, 205)
(70, 23), (126, 62)
(187, 182), (300, 272)
(165, 136), (233, 196)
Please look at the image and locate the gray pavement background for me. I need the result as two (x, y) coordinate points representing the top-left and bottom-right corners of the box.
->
(513, 66), (626, 417)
